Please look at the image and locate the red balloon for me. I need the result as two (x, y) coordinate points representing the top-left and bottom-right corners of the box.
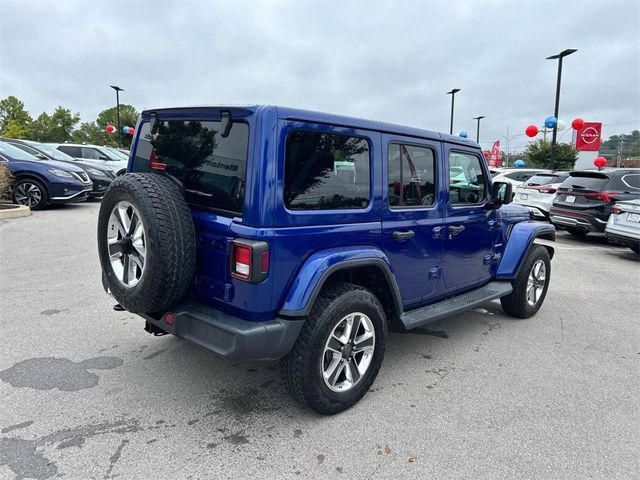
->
(571, 118), (585, 130)
(483, 151), (490, 158)
(129, 128), (135, 135)
(105, 124), (115, 133)
(525, 125), (539, 138)
(594, 157), (607, 168)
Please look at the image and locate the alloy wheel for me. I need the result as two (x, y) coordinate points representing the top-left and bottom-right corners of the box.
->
(322, 312), (375, 392)
(526, 259), (546, 306)
(14, 182), (43, 208)
(107, 201), (146, 287)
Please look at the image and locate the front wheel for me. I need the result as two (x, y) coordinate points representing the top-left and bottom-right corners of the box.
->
(12, 178), (48, 210)
(281, 282), (387, 415)
(501, 245), (551, 318)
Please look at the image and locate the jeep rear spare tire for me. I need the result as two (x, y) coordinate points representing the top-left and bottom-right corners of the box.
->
(97, 173), (196, 313)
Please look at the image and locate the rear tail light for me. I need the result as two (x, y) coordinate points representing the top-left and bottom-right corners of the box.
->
(612, 206), (621, 214)
(230, 239), (269, 283)
(597, 192), (615, 203)
(165, 312), (174, 325)
(149, 148), (166, 171)
(585, 191), (616, 203)
(529, 185), (556, 194)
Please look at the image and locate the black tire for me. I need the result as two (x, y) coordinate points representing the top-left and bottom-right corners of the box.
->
(566, 227), (588, 237)
(12, 178), (48, 210)
(281, 282), (387, 415)
(501, 245), (551, 318)
(97, 173), (196, 313)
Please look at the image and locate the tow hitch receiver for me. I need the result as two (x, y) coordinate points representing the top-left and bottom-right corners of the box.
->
(144, 321), (168, 336)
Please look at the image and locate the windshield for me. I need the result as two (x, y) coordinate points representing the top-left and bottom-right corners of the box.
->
(32, 142), (75, 161)
(0, 141), (40, 161)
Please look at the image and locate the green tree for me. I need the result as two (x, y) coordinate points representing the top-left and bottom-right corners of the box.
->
(523, 139), (577, 170)
(31, 107), (80, 142)
(599, 130), (640, 161)
(3, 119), (31, 139)
(74, 104), (139, 148)
(0, 96), (32, 135)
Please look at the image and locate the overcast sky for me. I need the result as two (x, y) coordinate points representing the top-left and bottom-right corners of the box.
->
(1, 0), (638, 151)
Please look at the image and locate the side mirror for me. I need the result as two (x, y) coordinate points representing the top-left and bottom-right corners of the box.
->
(491, 181), (512, 207)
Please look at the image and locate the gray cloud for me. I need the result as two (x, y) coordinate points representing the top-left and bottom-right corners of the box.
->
(1, 0), (638, 150)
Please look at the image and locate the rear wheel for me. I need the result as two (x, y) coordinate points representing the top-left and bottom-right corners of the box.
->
(566, 227), (588, 237)
(282, 282), (386, 415)
(501, 245), (551, 318)
(12, 178), (48, 210)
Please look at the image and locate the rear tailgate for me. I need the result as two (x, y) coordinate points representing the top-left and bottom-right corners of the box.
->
(555, 172), (611, 209)
(131, 111), (251, 304)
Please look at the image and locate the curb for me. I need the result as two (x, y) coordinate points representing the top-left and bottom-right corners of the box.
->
(0, 204), (31, 220)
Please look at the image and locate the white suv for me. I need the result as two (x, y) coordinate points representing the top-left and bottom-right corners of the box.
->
(513, 172), (570, 220)
(48, 143), (128, 176)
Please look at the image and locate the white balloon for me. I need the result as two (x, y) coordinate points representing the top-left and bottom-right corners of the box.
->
(556, 119), (566, 131)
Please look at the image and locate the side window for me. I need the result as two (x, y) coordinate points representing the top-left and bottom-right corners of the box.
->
(58, 146), (80, 157)
(621, 174), (640, 190)
(506, 172), (521, 180)
(82, 148), (102, 160)
(284, 130), (370, 210)
(448, 151), (487, 205)
(387, 143), (436, 207)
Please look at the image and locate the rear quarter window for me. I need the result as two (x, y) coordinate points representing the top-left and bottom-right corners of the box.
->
(284, 130), (370, 210)
(133, 120), (249, 215)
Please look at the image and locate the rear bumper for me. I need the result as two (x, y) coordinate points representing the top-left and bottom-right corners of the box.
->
(549, 207), (607, 232)
(140, 301), (304, 361)
(605, 231), (640, 249)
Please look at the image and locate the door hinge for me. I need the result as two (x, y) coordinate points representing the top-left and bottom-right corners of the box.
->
(432, 226), (446, 239)
(428, 266), (443, 279)
(483, 254), (493, 265)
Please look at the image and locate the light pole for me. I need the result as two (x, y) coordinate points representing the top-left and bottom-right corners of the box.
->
(473, 115), (485, 144)
(110, 85), (124, 148)
(546, 49), (577, 170)
(446, 88), (460, 135)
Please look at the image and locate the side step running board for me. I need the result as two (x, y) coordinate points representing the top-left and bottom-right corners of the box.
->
(399, 281), (513, 330)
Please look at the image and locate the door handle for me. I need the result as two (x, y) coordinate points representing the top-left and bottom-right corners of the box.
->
(392, 230), (415, 241)
(447, 225), (465, 236)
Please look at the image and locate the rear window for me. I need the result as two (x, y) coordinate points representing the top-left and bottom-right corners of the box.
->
(561, 172), (610, 191)
(134, 120), (249, 215)
(284, 130), (370, 210)
(525, 174), (564, 186)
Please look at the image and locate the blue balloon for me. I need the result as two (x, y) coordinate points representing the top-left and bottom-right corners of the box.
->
(514, 159), (525, 168)
(459, 131), (468, 138)
(544, 116), (557, 129)
(123, 126), (130, 133)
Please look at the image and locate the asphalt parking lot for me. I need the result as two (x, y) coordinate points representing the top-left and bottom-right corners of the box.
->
(0, 202), (638, 480)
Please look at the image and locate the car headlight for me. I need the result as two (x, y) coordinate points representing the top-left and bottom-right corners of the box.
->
(48, 168), (74, 178)
(85, 167), (107, 178)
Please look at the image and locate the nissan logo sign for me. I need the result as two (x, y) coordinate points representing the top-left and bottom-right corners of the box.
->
(580, 126), (599, 144)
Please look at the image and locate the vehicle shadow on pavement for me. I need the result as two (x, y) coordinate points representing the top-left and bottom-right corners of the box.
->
(118, 301), (510, 419)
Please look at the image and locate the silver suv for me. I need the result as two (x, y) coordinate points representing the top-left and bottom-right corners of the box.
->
(48, 143), (127, 176)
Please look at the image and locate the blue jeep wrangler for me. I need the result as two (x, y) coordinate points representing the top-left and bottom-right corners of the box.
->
(98, 106), (555, 414)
